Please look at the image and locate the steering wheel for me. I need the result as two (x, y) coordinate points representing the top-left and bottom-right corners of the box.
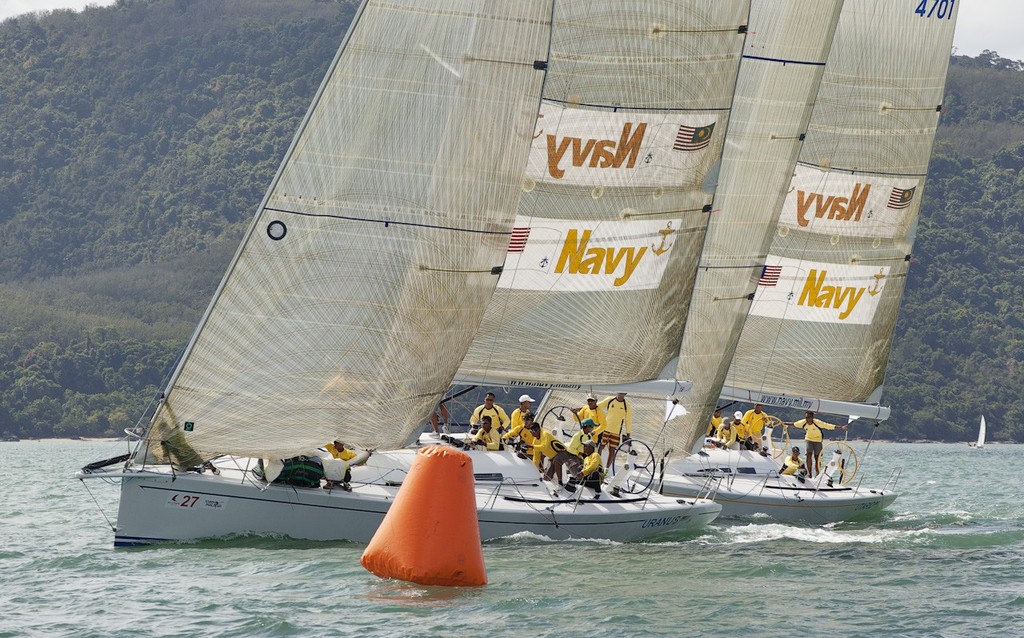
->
(764, 416), (790, 459)
(820, 441), (859, 485)
(541, 404), (581, 439)
(608, 438), (656, 495)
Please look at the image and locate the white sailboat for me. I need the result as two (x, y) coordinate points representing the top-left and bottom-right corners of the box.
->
(658, 0), (959, 523)
(969, 416), (986, 448)
(78, 0), (774, 546)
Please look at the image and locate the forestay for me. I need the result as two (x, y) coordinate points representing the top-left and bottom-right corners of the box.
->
(456, 0), (750, 390)
(143, 1), (554, 463)
(720, 0), (959, 433)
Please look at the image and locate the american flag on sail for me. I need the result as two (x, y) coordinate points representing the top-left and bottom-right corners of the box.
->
(673, 123), (715, 151)
(757, 265), (782, 287)
(507, 227), (531, 253)
(887, 186), (916, 209)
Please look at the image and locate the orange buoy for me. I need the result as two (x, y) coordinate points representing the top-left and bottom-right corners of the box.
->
(360, 445), (486, 586)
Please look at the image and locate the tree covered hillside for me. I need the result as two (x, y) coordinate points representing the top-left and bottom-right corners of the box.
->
(0, 2), (1022, 441)
(0, 0), (357, 438)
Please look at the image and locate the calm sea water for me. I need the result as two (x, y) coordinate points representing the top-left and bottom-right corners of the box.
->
(2, 439), (1021, 637)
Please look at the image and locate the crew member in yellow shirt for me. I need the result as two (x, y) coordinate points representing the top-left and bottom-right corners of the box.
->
(780, 446), (805, 481)
(597, 392), (631, 457)
(573, 395), (608, 444)
(528, 422), (579, 485)
(471, 392), (510, 433)
(784, 411), (847, 476)
(567, 419), (597, 457)
(503, 411), (538, 457)
(740, 403), (773, 451)
(714, 415), (740, 450)
(508, 394), (534, 434)
(706, 407), (724, 439)
(578, 440), (605, 498)
(470, 416), (502, 451)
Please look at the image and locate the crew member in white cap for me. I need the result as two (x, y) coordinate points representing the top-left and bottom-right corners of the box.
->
(470, 391), (510, 433)
(713, 413), (740, 449)
(508, 394), (534, 436)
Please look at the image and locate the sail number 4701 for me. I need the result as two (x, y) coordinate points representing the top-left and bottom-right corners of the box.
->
(915, 0), (955, 19)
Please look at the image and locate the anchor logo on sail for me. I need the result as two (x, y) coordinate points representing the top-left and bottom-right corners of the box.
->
(651, 221), (675, 256)
(651, 222), (675, 257)
(867, 269), (886, 296)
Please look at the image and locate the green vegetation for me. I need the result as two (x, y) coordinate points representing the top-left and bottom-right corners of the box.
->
(0, 0), (357, 438)
(0, 3), (1022, 442)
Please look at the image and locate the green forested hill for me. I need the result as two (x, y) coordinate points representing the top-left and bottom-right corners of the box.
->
(0, 0), (357, 437)
(0, 2), (1022, 441)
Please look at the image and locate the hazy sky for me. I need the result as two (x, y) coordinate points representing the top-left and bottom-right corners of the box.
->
(0, 0), (1019, 61)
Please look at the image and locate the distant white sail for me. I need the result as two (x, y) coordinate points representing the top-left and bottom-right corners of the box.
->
(976, 416), (986, 448)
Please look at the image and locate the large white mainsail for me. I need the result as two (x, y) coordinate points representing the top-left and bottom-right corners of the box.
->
(143, 2), (554, 463)
(715, 0), (959, 443)
(456, 1), (751, 394)
(568, 1), (845, 446)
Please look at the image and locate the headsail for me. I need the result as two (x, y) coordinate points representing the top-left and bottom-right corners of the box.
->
(143, 1), (555, 462)
(456, 1), (751, 391)
(715, 0), (959, 443)
(652, 0), (846, 448)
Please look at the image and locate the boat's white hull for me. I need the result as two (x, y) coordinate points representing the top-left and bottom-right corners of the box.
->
(659, 474), (896, 524)
(659, 447), (897, 525)
(94, 449), (720, 546)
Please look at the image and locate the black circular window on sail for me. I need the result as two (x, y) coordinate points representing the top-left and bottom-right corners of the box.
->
(267, 220), (287, 241)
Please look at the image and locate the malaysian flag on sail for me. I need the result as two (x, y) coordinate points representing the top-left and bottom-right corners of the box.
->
(757, 265), (782, 286)
(888, 186), (916, 209)
(507, 227), (531, 253)
(673, 123), (715, 151)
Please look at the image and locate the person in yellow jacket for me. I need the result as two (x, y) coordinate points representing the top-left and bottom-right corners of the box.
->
(780, 446), (805, 481)
(503, 412), (538, 458)
(706, 407), (724, 439)
(784, 411), (847, 476)
(567, 419), (597, 457)
(508, 394), (534, 434)
(714, 415), (740, 449)
(323, 439), (371, 490)
(528, 422), (580, 485)
(577, 440), (605, 497)
(740, 403), (773, 451)
(471, 392), (510, 433)
(470, 416), (503, 451)
(573, 395), (608, 443)
(597, 392), (631, 457)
